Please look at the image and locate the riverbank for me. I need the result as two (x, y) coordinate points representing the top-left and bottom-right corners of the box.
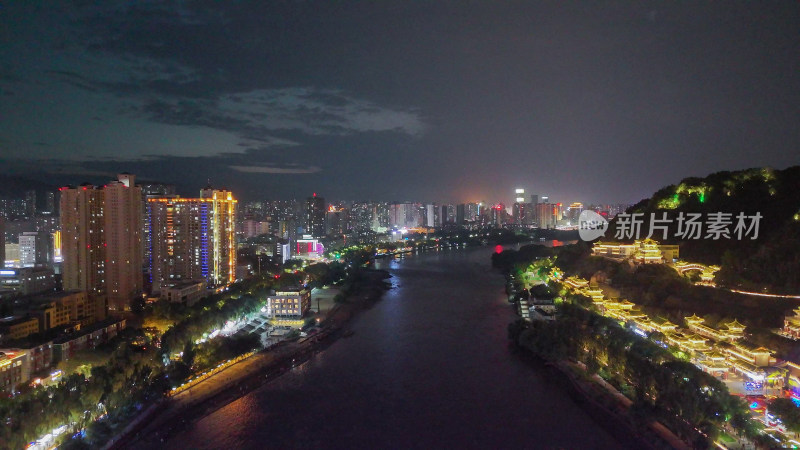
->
(508, 333), (688, 450)
(110, 270), (390, 449)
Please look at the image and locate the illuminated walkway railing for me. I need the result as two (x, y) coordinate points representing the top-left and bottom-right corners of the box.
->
(168, 350), (256, 397)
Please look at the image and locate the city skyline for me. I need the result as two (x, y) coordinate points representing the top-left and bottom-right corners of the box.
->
(2, 3), (799, 204)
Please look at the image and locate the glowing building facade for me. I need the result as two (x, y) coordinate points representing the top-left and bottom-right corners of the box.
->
(147, 189), (237, 293)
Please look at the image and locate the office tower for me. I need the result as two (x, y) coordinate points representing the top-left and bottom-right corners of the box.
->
(530, 194), (539, 206)
(24, 190), (36, 217)
(60, 183), (106, 295)
(511, 189), (524, 225)
(514, 188), (525, 204)
(19, 231), (48, 267)
(104, 174), (143, 310)
(306, 194), (326, 237)
(147, 188), (237, 293)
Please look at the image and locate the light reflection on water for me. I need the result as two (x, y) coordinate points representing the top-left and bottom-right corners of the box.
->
(168, 245), (618, 449)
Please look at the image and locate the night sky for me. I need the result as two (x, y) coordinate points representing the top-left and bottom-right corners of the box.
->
(1, 2), (798, 204)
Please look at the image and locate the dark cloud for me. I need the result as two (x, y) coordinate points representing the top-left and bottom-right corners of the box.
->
(1, 2), (799, 203)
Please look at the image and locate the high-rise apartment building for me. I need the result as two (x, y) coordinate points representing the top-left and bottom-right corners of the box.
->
(465, 203), (481, 222)
(536, 202), (556, 229)
(60, 183), (106, 295)
(43, 191), (56, 215)
(60, 174), (143, 310)
(456, 204), (465, 225)
(147, 188), (237, 293)
(305, 194), (326, 237)
(325, 205), (349, 236)
(424, 204), (437, 227)
(104, 174), (143, 309)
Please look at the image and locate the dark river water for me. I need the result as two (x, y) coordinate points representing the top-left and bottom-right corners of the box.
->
(169, 246), (620, 449)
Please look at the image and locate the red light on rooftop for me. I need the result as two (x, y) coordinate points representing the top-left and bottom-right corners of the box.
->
(313, 192), (316, 197)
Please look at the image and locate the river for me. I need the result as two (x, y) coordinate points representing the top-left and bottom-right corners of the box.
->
(165, 245), (621, 449)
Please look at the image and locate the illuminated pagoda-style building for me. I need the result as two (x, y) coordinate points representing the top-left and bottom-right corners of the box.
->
(585, 287), (604, 301)
(636, 239), (663, 264)
(726, 342), (774, 368)
(563, 276), (588, 290)
(668, 332), (711, 353)
(593, 240), (679, 263)
(722, 319), (746, 340)
(783, 307), (800, 339)
(695, 350), (730, 378)
(651, 317), (678, 334)
(685, 314), (704, 327)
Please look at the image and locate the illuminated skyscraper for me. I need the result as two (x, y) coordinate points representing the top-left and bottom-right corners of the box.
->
(147, 188), (237, 293)
(60, 174), (143, 310)
(513, 188), (527, 225)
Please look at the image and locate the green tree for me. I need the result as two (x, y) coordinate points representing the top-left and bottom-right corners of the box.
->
(769, 398), (800, 433)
